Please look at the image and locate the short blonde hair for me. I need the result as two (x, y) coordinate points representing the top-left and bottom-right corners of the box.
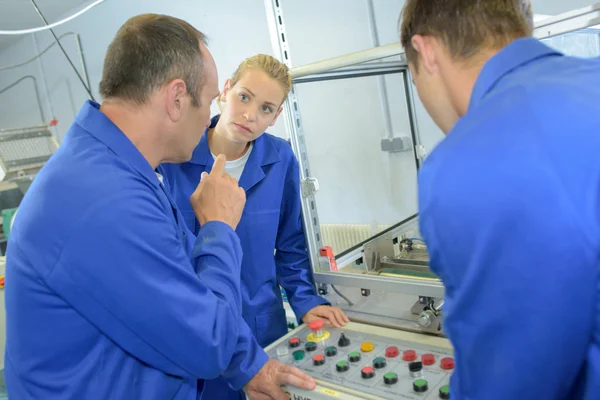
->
(220, 54), (292, 107)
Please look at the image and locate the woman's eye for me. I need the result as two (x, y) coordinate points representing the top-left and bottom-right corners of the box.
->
(262, 106), (272, 113)
(239, 94), (249, 101)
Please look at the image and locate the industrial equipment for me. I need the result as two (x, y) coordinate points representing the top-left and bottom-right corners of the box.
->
(263, 1), (600, 398)
(0, 124), (59, 253)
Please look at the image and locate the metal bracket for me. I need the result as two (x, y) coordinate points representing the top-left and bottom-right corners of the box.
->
(411, 296), (444, 334)
(416, 144), (427, 160)
(363, 233), (395, 271)
(301, 177), (319, 198)
(380, 136), (411, 153)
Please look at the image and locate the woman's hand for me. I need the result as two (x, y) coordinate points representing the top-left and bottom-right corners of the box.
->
(301, 305), (349, 328)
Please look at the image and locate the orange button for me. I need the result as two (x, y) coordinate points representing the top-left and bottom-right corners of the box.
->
(361, 341), (374, 352)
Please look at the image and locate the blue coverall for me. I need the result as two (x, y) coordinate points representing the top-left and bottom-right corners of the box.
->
(159, 115), (329, 399)
(4, 101), (268, 399)
(419, 37), (600, 399)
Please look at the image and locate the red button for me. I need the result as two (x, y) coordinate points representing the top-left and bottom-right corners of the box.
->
(314, 354), (324, 361)
(403, 350), (417, 361)
(385, 346), (399, 358)
(361, 366), (375, 379)
(421, 353), (435, 365)
(308, 320), (324, 331)
(441, 357), (455, 370)
(289, 337), (300, 347)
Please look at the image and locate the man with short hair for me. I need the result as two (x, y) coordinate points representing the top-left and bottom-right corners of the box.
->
(4, 14), (314, 400)
(400, 0), (600, 398)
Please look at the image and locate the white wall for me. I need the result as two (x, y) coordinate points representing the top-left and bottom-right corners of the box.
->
(282, 0), (431, 225)
(0, 35), (50, 130)
(0, 0), (428, 228)
(1, 0), (278, 138)
(0, 0), (598, 230)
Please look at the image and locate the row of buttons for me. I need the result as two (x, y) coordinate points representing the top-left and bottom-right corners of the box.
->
(336, 361), (449, 398)
(288, 339), (454, 369)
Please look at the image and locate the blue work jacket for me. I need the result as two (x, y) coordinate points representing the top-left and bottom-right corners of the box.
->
(159, 115), (328, 397)
(419, 37), (600, 399)
(4, 101), (267, 399)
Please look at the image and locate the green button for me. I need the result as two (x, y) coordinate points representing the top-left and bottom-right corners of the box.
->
(414, 379), (427, 387)
(384, 372), (397, 379)
(305, 341), (316, 351)
(440, 385), (449, 394)
(293, 350), (305, 361)
(337, 360), (349, 367)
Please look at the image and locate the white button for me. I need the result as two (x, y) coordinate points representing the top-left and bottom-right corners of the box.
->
(277, 347), (289, 357)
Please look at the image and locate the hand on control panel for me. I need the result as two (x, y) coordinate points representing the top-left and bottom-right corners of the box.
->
(301, 305), (349, 328)
(243, 359), (316, 400)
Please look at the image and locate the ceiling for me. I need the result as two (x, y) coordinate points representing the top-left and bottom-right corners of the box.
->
(0, 0), (598, 52)
(0, 0), (88, 50)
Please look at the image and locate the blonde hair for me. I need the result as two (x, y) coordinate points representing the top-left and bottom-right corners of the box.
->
(218, 54), (292, 110)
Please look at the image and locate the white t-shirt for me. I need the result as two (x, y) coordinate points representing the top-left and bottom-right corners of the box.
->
(211, 143), (254, 181)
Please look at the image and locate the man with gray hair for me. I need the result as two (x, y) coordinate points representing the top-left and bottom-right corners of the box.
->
(4, 14), (315, 400)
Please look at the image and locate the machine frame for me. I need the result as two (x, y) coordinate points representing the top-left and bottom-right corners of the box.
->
(264, 1), (600, 334)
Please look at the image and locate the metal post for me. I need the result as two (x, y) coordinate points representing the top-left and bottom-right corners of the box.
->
(365, 0), (394, 139)
(74, 34), (92, 95)
(32, 33), (55, 136)
(402, 70), (423, 169)
(264, 0), (326, 273)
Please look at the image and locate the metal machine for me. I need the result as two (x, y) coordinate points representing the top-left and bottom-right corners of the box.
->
(0, 124), (59, 253)
(263, 2), (600, 399)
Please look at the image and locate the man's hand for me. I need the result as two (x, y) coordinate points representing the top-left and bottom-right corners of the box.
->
(302, 305), (349, 328)
(244, 359), (316, 400)
(190, 154), (246, 230)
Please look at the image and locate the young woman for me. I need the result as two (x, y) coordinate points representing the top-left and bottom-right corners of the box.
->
(159, 54), (348, 399)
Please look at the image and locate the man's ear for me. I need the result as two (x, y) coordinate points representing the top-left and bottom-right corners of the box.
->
(166, 78), (188, 121)
(411, 34), (439, 75)
(221, 78), (232, 102)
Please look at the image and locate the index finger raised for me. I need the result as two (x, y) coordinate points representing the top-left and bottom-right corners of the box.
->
(211, 154), (226, 176)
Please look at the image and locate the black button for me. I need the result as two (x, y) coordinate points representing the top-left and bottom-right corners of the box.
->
(409, 361), (423, 372)
(338, 333), (351, 347)
(305, 342), (316, 352)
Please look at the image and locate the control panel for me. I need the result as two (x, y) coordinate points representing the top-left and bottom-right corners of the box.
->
(265, 321), (453, 399)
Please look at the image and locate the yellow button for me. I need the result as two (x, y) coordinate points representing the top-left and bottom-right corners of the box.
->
(361, 341), (374, 352)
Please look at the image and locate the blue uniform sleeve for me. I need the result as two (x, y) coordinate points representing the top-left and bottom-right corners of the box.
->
(418, 125), (597, 399)
(44, 188), (245, 380)
(276, 155), (329, 320)
(218, 322), (269, 391)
